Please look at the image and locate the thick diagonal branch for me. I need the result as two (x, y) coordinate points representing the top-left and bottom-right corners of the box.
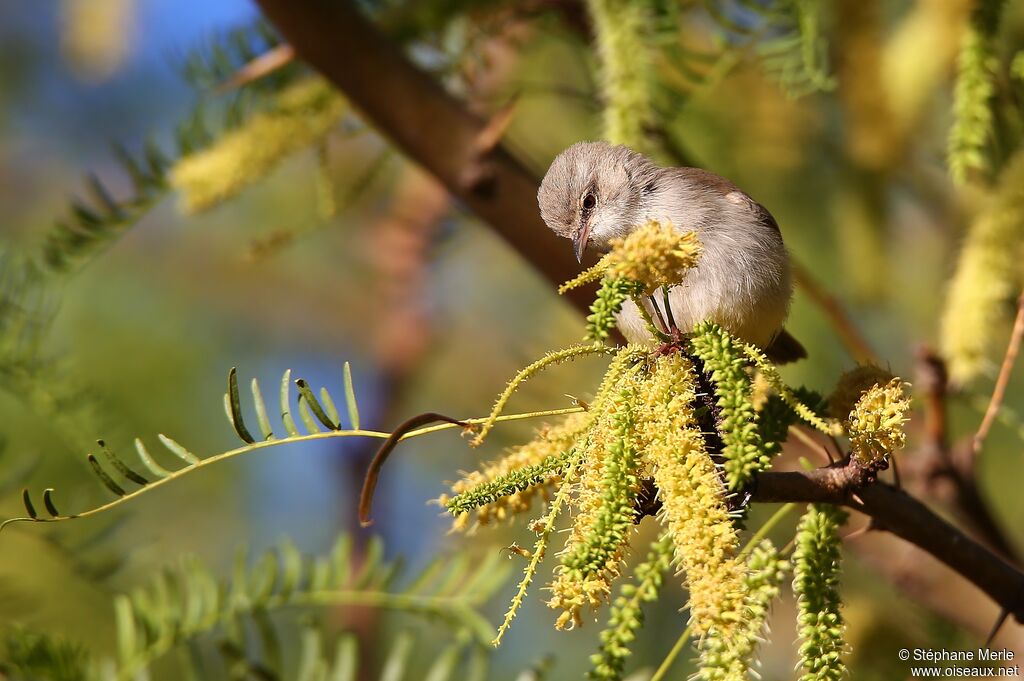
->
(253, 0), (591, 312)
(636, 452), (1024, 625)
(753, 462), (1024, 624)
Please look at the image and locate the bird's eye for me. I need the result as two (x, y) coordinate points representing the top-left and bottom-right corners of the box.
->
(582, 193), (596, 210)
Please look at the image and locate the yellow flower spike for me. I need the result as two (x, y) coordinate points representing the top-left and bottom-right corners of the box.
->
(744, 343), (843, 436)
(559, 254), (612, 294)
(587, 0), (657, 152)
(493, 449), (585, 646)
(605, 220), (702, 295)
(471, 343), (615, 448)
(827, 365), (896, 421)
(750, 370), (772, 411)
(170, 77), (346, 214)
(846, 378), (912, 465)
(443, 412), (589, 530)
(637, 353), (746, 638)
(549, 384), (643, 627)
(941, 149), (1024, 383)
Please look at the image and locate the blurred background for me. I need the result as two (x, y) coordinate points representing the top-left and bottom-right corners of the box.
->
(1, 0), (1023, 679)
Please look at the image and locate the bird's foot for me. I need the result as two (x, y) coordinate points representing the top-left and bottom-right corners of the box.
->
(653, 327), (690, 356)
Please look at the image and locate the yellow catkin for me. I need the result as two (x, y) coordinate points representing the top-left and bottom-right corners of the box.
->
(941, 149), (1024, 383)
(559, 254), (612, 294)
(636, 353), (745, 637)
(745, 344), (842, 436)
(587, 0), (656, 152)
(471, 344), (614, 447)
(827, 365), (896, 420)
(548, 432), (615, 628)
(881, 0), (971, 143)
(442, 412), (589, 530)
(445, 346), (643, 533)
(170, 77), (347, 213)
(548, 377), (642, 629)
(605, 221), (702, 295)
(60, 0), (135, 82)
(847, 378), (912, 465)
(750, 369), (772, 411)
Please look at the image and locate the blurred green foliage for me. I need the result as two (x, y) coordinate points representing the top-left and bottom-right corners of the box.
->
(1, 0), (1023, 679)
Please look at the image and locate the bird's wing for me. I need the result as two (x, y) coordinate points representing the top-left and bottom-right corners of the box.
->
(765, 328), (807, 363)
(669, 167), (782, 234)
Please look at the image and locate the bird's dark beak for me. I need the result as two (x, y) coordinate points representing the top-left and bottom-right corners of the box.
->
(573, 222), (592, 264)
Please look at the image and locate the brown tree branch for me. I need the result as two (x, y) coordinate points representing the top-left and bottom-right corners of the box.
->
(253, 0), (592, 314)
(974, 290), (1024, 459)
(913, 348), (1020, 562)
(751, 460), (1024, 625)
(636, 452), (1024, 626)
(791, 260), (879, 365)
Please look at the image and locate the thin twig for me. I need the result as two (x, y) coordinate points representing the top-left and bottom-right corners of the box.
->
(661, 287), (678, 332)
(973, 290), (1024, 459)
(215, 43), (296, 92)
(359, 412), (469, 527)
(986, 608), (1012, 647)
(916, 348), (1020, 562)
(790, 425), (835, 464)
(648, 294), (669, 333)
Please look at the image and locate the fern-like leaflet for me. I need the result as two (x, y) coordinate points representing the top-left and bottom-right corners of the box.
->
(102, 533), (512, 680)
(3, 363), (582, 533)
(656, 0), (834, 102)
(38, 22), (302, 275)
(179, 19), (293, 93)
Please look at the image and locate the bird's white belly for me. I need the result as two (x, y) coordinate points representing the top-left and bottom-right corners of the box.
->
(615, 274), (788, 348)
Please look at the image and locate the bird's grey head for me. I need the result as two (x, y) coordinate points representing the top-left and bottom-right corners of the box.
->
(538, 141), (660, 262)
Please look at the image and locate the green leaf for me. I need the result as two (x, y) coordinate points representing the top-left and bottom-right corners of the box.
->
(379, 632), (414, 681)
(115, 594), (137, 662)
(134, 437), (173, 478)
(42, 488), (60, 517)
(158, 434), (199, 465)
(298, 395), (322, 434)
(432, 554), (469, 597)
(329, 635), (358, 681)
(330, 534), (353, 586)
(228, 544), (249, 607)
(280, 369), (300, 437)
(227, 367), (256, 444)
(297, 628), (326, 681)
(309, 557), (331, 592)
(86, 173), (123, 217)
(253, 608), (282, 673)
(251, 551), (279, 604)
(251, 377), (275, 440)
(353, 536), (384, 588)
(87, 455), (127, 497)
(320, 387), (341, 429)
(99, 439), (150, 486)
(343, 361), (360, 430)
(296, 379), (339, 430)
(278, 540), (304, 601)
(460, 551), (509, 603)
(406, 555), (447, 595)
(424, 645), (462, 681)
(21, 489), (37, 519)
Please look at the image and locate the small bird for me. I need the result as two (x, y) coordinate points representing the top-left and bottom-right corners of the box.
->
(538, 141), (804, 361)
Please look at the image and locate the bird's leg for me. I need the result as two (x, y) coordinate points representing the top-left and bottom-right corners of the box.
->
(648, 294), (669, 334)
(661, 287), (678, 333)
(651, 292), (689, 355)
